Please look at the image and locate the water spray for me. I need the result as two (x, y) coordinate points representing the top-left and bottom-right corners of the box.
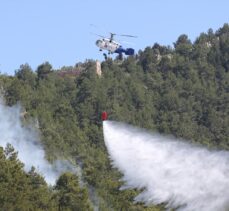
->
(0, 98), (75, 185)
(103, 120), (229, 211)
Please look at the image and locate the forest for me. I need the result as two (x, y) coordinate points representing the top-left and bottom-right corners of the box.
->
(0, 23), (228, 210)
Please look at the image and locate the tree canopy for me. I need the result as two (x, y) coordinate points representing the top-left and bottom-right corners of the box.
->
(0, 23), (228, 210)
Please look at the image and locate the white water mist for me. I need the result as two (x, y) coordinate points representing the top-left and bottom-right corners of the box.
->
(103, 121), (229, 211)
(0, 98), (74, 185)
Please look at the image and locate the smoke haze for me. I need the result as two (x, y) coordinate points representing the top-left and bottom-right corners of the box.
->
(103, 121), (229, 211)
(0, 98), (73, 185)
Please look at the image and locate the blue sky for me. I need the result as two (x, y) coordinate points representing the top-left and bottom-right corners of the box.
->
(0, 0), (228, 75)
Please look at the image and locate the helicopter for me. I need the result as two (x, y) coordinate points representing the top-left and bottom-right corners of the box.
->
(94, 32), (137, 60)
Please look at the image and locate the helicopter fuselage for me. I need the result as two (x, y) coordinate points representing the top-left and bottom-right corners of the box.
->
(96, 39), (120, 53)
(93, 30), (136, 59)
(95, 37), (135, 60)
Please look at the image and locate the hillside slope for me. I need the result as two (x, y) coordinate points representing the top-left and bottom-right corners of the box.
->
(0, 23), (228, 210)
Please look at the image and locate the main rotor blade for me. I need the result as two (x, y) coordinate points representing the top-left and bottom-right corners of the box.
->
(90, 32), (105, 38)
(110, 32), (137, 38)
(119, 34), (138, 38)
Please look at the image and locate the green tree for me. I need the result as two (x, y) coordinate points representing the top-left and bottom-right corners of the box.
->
(174, 34), (193, 56)
(37, 62), (53, 79)
(15, 63), (37, 87)
(54, 172), (93, 211)
(0, 144), (54, 210)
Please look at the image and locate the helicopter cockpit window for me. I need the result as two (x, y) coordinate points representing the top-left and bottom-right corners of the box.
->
(96, 40), (101, 45)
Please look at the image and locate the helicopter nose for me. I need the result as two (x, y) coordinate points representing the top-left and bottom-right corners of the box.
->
(96, 40), (101, 46)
